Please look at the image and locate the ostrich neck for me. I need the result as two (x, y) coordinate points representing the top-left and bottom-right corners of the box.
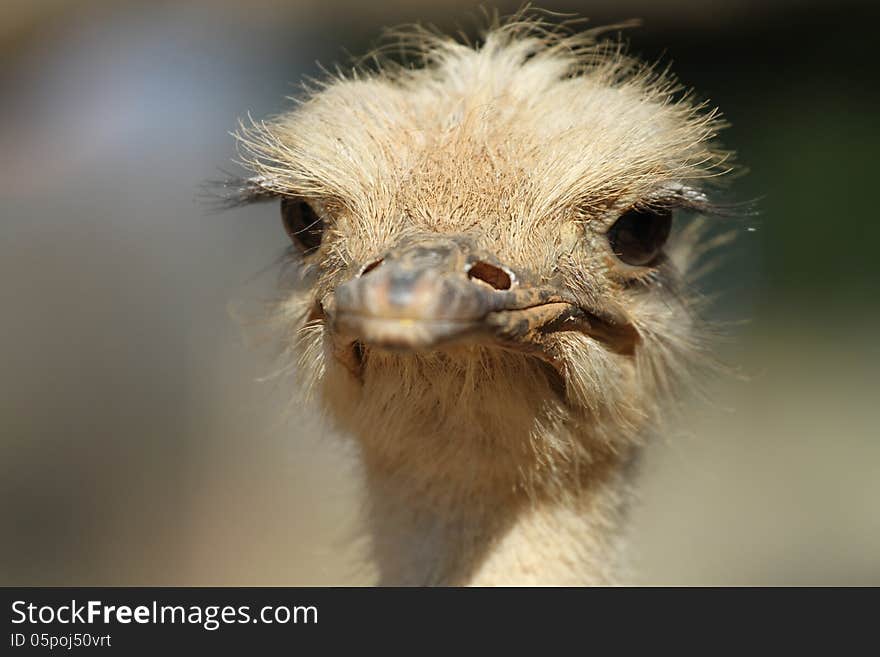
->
(361, 431), (637, 586)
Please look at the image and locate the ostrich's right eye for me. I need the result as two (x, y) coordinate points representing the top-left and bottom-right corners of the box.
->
(281, 198), (324, 254)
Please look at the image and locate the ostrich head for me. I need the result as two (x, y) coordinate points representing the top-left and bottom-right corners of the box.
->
(228, 18), (731, 509)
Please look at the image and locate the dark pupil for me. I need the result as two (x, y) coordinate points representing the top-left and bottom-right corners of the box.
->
(607, 207), (672, 266)
(281, 198), (323, 253)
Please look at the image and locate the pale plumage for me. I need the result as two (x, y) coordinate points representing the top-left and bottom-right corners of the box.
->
(228, 12), (735, 585)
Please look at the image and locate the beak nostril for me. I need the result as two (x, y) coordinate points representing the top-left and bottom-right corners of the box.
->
(467, 261), (512, 290)
(359, 258), (384, 277)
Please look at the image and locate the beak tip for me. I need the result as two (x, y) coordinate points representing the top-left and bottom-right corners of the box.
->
(333, 314), (478, 352)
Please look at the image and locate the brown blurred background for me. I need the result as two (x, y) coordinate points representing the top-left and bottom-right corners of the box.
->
(1, 0), (878, 585)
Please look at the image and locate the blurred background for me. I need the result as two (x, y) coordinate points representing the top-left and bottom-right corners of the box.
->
(1, 0), (877, 585)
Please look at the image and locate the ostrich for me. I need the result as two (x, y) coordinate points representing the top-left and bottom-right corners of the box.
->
(222, 14), (734, 585)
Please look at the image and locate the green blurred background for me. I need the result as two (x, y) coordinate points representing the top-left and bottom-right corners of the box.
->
(1, 0), (877, 585)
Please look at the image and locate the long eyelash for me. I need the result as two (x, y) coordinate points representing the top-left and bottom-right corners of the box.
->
(199, 172), (281, 211)
(647, 184), (759, 218)
(289, 217), (325, 238)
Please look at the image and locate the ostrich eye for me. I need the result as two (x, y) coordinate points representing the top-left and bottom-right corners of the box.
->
(606, 207), (672, 266)
(281, 198), (324, 253)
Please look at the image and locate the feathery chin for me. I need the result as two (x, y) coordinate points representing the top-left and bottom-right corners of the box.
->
(290, 326), (651, 473)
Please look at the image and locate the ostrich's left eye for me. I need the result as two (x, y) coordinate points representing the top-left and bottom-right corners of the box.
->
(281, 198), (324, 254)
(606, 207), (672, 266)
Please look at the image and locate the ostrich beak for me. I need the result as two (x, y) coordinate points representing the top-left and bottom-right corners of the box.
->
(325, 234), (638, 360)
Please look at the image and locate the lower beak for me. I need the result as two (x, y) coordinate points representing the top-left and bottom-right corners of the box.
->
(324, 234), (637, 357)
